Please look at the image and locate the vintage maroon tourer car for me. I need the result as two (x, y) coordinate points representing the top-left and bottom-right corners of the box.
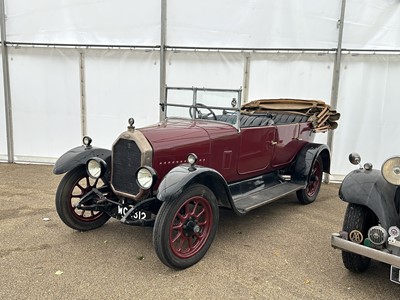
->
(53, 87), (339, 269)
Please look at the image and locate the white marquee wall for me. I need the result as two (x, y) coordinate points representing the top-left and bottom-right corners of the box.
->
(334, 54), (400, 175)
(1, 0), (400, 179)
(85, 50), (160, 147)
(8, 48), (81, 162)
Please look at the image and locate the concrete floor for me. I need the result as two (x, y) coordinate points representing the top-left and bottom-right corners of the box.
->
(1, 163), (399, 299)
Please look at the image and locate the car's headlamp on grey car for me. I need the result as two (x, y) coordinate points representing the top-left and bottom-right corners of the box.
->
(82, 135), (92, 147)
(382, 156), (400, 186)
(348, 152), (361, 165)
(136, 166), (157, 190)
(86, 158), (107, 179)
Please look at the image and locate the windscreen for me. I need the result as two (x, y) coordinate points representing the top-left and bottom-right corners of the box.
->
(164, 87), (241, 127)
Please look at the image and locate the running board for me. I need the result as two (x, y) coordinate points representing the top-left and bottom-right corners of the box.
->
(233, 182), (304, 214)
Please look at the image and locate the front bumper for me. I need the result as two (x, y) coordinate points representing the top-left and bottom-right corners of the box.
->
(331, 233), (400, 268)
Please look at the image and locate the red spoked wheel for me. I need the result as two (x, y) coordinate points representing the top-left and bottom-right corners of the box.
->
(297, 156), (323, 204)
(170, 195), (213, 258)
(55, 166), (111, 231)
(153, 184), (219, 269)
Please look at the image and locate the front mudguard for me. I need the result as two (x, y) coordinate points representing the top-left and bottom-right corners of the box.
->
(53, 145), (111, 177)
(291, 143), (331, 185)
(339, 169), (398, 229)
(156, 164), (239, 213)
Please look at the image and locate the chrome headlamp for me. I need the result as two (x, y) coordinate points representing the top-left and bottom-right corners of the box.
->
(381, 156), (400, 186)
(86, 158), (107, 179)
(187, 153), (198, 171)
(136, 166), (157, 190)
(187, 153), (198, 165)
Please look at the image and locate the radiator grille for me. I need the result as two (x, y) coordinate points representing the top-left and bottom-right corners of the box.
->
(112, 138), (141, 196)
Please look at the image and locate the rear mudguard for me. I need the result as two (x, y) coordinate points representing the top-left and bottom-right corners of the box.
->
(157, 164), (241, 214)
(339, 168), (398, 229)
(53, 145), (111, 176)
(291, 143), (331, 185)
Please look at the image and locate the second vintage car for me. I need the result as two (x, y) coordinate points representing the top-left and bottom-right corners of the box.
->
(53, 87), (339, 269)
(331, 153), (400, 284)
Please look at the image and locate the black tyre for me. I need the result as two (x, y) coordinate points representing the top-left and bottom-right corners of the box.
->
(341, 203), (377, 272)
(55, 166), (111, 231)
(153, 184), (219, 269)
(296, 156), (323, 204)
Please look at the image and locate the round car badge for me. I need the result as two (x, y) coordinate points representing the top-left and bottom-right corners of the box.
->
(389, 226), (400, 238)
(349, 230), (363, 244)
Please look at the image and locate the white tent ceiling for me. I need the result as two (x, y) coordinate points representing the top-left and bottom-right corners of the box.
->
(1, 0), (400, 179)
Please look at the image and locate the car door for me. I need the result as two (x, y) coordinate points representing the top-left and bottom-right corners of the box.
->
(271, 123), (300, 168)
(237, 126), (276, 175)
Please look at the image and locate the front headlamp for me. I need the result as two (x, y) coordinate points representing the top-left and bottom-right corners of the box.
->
(381, 156), (400, 186)
(86, 158), (107, 179)
(187, 153), (198, 165)
(136, 166), (157, 190)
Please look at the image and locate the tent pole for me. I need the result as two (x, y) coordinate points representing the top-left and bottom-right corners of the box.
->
(326, 0), (346, 183)
(159, 0), (167, 121)
(79, 51), (87, 137)
(0, 0), (14, 163)
(242, 54), (251, 104)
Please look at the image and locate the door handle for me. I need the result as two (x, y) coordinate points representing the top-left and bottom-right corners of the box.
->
(270, 141), (277, 145)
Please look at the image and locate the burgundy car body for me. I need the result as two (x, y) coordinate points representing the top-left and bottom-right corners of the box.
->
(140, 119), (314, 185)
(53, 86), (338, 269)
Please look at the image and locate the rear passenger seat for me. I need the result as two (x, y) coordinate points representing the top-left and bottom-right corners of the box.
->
(240, 115), (274, 127)
(216, 113), (309, 127)
(271, 113), (309, 124)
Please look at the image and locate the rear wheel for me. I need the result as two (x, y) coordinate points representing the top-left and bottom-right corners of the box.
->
(341, 203), (377, 272)
(55, 166), (111, 231)
(297, 156), (323, 204)
(153, 184), (219, 269)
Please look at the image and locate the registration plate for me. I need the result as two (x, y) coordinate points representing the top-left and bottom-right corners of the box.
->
(118, 206), (150, 220)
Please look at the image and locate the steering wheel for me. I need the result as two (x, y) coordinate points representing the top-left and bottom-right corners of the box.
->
(189, 103), (217, 120)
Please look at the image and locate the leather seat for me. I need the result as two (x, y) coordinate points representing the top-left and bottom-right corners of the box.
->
(240, 115), (274, 127)
(215, 114), (237, 124)
(272, 113), (308, 124)
(216, 113), (307, 127)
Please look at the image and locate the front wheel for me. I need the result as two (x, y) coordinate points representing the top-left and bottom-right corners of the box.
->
(341, 203), (377, 272)
(153, 184), (219, 269)
(296, 156), (323, 204)
(55, 166), (111, 231)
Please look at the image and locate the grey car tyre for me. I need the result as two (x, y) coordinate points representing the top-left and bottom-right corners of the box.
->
(341, 203), (377, 272)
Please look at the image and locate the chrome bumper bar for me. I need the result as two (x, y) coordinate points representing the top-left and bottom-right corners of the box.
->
(331, 233), (400, 268)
